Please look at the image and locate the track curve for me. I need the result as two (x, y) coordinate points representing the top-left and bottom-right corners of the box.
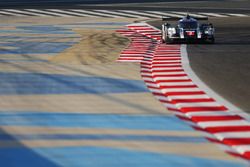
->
(148, 17), (250, 112)
(117, 22), (250, 161)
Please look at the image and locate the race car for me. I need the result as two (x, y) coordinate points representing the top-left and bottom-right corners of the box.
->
(161, 14), (215, 44)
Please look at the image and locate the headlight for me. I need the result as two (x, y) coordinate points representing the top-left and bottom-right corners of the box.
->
(168, 28), (176, 34)
(204, 28), (214, 35)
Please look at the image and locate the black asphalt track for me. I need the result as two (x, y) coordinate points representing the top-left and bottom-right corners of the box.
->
(188, 17), (250, 112)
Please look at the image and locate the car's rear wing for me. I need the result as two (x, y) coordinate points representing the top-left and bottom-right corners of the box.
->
(162, 17), (208, 21)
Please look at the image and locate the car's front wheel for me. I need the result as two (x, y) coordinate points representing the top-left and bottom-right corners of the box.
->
(208, 36), (215, 44)
(204, 36), (215, 44)
(166, 36), (174, 44)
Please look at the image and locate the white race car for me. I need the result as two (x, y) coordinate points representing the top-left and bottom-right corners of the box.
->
(162, 14), (215, 44)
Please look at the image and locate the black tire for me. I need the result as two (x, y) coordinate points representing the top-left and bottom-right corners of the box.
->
(166, 36), (174, 44)
(208, 37), (215, 44)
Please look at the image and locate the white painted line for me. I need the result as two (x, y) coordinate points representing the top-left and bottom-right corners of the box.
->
(25, 9), (71, 17)
(186, 111), (236, 117)
(145, 83), (159, 87)
(146, 11), (184, 18)
(152, 60), (181, 63)
(159, 82), (195, 86)
(162, 88), (201, 93)
(152, 67), (183, 70)
(167, 94), (210, 100)
(226, 13), (248, 17)
(215, 132), (250, 140)
(171, 12), (207, 18)
(163, 103), (178, 109)
(93, 10), (139, 18)
(151, 63), (182, 67)
(91, 10), (129, 18)
(0, 10), (27, 16)
(142, 77), (154, 82)
(119, 10), (160, 18)
(199, 12), (229, 17)
(69, 9), (110, 17)
(153, 56), (181, 59)
(47, 9), (93, 17)
(155, 50), (180, 52)
(3, 9), (50, 17)
(177, 102), (223, 108)
(137, 30), (161, 32)
(152, 63), (182, 67)
(152, 71), (185, 75)
(153, 59), (181, 62)
(155, 76), (190, 81)
(128, 22), (151, 26)
(154, 55), (181, 57)
(198, 120), (250, 128)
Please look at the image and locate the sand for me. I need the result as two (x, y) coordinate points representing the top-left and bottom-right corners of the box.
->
(50, 29), (130, 64)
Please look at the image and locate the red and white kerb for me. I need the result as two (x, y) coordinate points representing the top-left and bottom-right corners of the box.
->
(117, 23), (250, 161)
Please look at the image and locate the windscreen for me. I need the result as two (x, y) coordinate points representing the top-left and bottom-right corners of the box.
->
(179, 21), (198, 29)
